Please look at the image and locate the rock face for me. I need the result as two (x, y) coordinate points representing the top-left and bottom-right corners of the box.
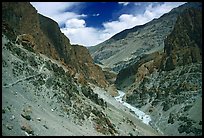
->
(15, 34), (35, 48)
(2, 2), (162, 136)
(2, 33), (161, 136)
(2, 2), (108, 88)
(160, 8), (202, 71)
(88, 2), (202, 73)
(115, 52), (163, 90)
(2, 1), (202, 136)
(1, 34), (114, 136)
(115, 5), (202, 136)
(72, 45), (108, 87)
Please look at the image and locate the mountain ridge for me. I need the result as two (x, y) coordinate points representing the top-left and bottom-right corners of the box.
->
(116, 6), (202, 136)
(2, 2), (202, 136)
(88, 2), (202, 73)
(2, 2), (109, 88)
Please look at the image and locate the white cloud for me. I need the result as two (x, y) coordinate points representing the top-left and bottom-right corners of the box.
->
(99, 2), (186, 43)
(118, 2), (130, 6)
(143, 2), (186, 19)
(30, 2), (86, 26)
(93, 13), (100, 17)
(32, 2), (186, 47)
(61, 19), (102, 46)
(52, 12), (86, 26)
(65, 18), (86, 28)
(60, 14), (149, 46)
(62, 2), (186, 46)
(31, 2), (78, 14)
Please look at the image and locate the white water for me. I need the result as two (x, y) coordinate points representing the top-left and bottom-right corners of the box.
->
(115, 90), (151, 125)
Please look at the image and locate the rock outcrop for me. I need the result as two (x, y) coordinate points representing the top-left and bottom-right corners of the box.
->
(2, 33), (160, 136)
(72, 45), (108, 87)
(115, 52), (163, 90)
(2, 2), (108, 88)
(160, 8), (202, 71)
(115, 5), (202, 136)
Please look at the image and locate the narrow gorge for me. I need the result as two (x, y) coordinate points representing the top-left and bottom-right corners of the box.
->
(2, 2), (202, 136)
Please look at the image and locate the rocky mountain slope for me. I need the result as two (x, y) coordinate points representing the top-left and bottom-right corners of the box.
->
(2, 2), (108, 88)
(2, 2), (202, 136)
(2, 2), (163, 136)
(2, 33), (162, 136)
(115, 6), (202, 136)
(88, 2), (202, 73)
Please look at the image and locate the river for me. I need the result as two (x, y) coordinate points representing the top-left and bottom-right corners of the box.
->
(115, 90), (151, 125)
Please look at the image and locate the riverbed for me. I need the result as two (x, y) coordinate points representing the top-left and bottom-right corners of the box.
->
(115, 90), (151, 125)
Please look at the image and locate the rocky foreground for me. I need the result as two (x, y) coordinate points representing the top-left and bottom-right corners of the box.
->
(2, 34), (161, 136)
(2, 2), (202, 136)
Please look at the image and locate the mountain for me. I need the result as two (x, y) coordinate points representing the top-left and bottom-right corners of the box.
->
(160, 7), (202, 71)
(2, 2), (202, 136)
(88, 2), (202, 73)
(2, 2), (163, 136)
(3, 33), (160, 136)
(2, 2), (108, 88)
(115, 5), (202, 136)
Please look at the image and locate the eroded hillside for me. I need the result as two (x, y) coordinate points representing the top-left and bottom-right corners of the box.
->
(115, 6), (202, 136)
(88, 2), (202, 73)
(2, 2), (163, 136)
(2, 2), (109, 88)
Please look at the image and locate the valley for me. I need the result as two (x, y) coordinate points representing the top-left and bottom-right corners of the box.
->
(2, 32), (161, 136)
(2, 2), (202, 136)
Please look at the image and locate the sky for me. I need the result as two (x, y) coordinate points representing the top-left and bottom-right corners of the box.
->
(31, 2), (186, 47)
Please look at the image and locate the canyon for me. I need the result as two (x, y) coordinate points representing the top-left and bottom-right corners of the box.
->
(2, 2), (202, 136)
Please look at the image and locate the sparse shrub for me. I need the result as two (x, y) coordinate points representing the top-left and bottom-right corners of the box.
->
(45, 77), (53, 89)
(192, 128), (202, 136)
(28, 56), (38, 67)
(178, 116), (188, 122)
(199, 120), (202, 125)
(91, 107), (101, 116)
(23, 43), (35, 53)
(183, 105), (192, 112)
(2, 59), (8, 67)
(52, 63), (59, 73)
(12, 61), (24, 77)
(178, 125), (185, 133)
(45, 60), (52, 70)
(5, 42), (13, 52)
(31, 75), (45, 86)
(168, 113), (175, 124)
(38, 75), (45, 85)
(162, 102), (170, 111)
(13, 47), (21, 56)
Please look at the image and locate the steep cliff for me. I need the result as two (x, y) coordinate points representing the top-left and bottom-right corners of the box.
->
(2, 2), (108, 88)
(3, 2), (156, 136)
(116, 6), (202, 136)
(161, 8), (202, 71)
(115, 52), (163, 90)
(2, 29), (161, 136)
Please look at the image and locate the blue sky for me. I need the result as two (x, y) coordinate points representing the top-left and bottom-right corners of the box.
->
(31, 2), (186, 47)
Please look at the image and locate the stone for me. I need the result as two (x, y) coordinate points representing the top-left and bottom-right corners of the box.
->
(6, 124), (13, 130)
(43, 124), (49, 129)
(2, 108), (6, 114)
(10, 115), (15, 120)
(15, 34), (35, 47)
(21, 123), (34, 134)
(21, 112), (31, 120)
(21, 106), (32, 120)
(36, 118), (41, 121)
